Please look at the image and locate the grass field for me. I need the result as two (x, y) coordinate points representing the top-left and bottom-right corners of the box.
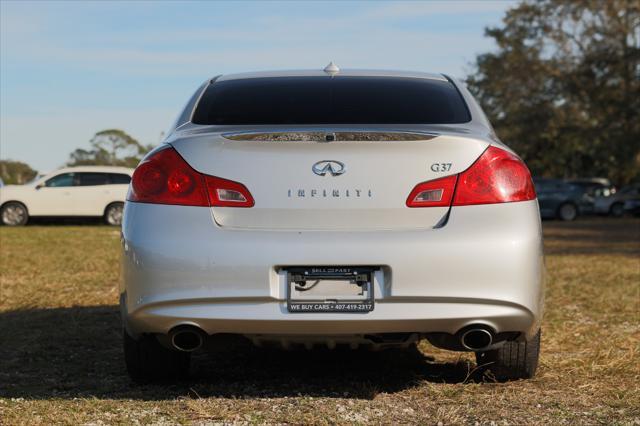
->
(1, 218), (639, 424)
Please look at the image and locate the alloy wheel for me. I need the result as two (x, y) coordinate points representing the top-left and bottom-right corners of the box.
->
(106, 204), (124, 226)
(1, 204), (28, 226)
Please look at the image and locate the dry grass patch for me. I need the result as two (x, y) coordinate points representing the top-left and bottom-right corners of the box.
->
(1, 218), (639, 424)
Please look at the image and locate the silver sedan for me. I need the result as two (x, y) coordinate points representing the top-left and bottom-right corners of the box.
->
(121, 66), (544, 382)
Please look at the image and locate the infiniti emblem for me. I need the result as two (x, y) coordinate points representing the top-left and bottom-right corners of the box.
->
(312, 160), (346, 177)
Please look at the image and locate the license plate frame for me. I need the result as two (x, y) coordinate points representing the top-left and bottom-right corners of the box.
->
(286, 266), (375, 313)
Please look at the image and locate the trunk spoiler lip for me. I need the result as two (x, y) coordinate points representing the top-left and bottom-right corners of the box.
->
(220, 130), (440, 142)
(166, 123), (499, 146)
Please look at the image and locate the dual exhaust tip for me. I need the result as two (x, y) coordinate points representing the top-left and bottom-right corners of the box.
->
(168, 325), (495, 352)
(460, 327), (494, 351)
(169, 326), (205, 352)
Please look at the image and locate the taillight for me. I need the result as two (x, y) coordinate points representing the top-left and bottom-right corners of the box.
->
(453, 146), (535, 206)
(205, 176), (254, 207)
(405, 146), (535, 208)
(128, 146), (254, 207)
(406, 175), (457, 208)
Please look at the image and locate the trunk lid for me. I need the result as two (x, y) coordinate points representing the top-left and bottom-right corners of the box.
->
(170, 129), (489, 230)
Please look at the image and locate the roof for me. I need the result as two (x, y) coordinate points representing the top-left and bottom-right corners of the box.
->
(215, 68), (448, 82)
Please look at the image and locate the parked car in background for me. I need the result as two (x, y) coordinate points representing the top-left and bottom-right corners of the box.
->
(567, 178), (616, 198)
(0, 166), (133, 226)
(594, 184), (640, 217)
(0, 177), (4, 188)
(534, 178), (594, 221)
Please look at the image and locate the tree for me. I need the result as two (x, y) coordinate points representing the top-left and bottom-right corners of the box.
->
(67, 129), (153, 168)
(466, 0), (640, 184)
(0, 160), (38, 184)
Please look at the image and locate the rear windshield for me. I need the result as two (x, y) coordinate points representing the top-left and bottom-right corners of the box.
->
(192, 76), (471, 125)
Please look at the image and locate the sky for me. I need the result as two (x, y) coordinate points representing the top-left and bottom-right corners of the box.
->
(0, 0), (514, 172)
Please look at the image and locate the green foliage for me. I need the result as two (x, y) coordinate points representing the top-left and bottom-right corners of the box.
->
(67, 129), (153, 168)
(466, 0), (640, 184)
(0, 160), (38, 185)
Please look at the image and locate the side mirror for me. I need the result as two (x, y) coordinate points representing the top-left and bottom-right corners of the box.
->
(35, 183), (44, 190)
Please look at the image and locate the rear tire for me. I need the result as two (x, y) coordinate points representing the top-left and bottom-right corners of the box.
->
(557, 203), (578, 221)
(123, 330), (191, 383)
(475, 329), (541, 381)
(1, 202), (29, 226)
(104, 202), (124, 226)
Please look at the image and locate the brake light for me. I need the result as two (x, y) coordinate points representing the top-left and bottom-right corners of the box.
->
(406, 175), (457, 208)
(129, 146), (254, 207)
(405, 146), (535, 208)
(453, 146), (535, 206)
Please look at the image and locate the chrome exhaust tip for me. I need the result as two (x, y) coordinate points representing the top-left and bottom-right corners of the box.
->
(170, 327), (204, 352)
(460, 328), (493, 351)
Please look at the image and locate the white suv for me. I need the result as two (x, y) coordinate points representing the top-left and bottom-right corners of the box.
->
(0, 166), (133, 226)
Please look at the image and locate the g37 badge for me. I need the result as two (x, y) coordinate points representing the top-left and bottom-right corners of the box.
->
(431, 163), (452, 172)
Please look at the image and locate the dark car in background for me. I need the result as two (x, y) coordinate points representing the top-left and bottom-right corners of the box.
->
(534, 178), (594, 221)
(567, 178), (616, 199)
(594, 184), (640, 217)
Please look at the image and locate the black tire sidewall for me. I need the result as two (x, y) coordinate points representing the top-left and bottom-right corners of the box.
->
(476, 329), (541, 381)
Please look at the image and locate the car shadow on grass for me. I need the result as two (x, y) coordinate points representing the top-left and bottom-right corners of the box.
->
(0, 306), (482, 401)
(24, 217), (111, 226)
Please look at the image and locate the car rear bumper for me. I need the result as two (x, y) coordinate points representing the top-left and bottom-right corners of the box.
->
(121, 200), (544, 340)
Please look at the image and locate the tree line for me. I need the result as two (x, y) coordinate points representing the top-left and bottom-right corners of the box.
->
(0, 129), (152, 184)
(66, 129), (154, 169)
(465, 0), (639, 184)
(1, 0), (638, 185)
